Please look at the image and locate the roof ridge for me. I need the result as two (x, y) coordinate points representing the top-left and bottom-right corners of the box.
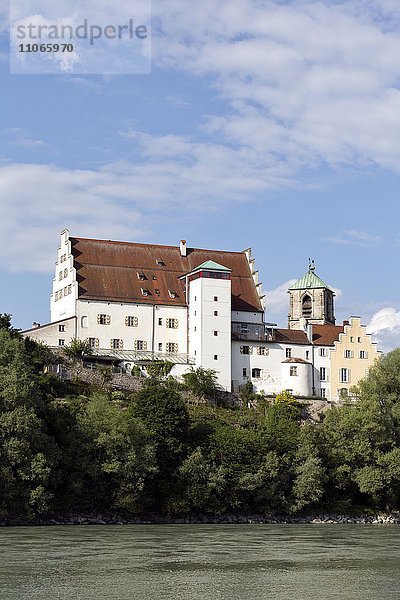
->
(71, 236), (247, 255)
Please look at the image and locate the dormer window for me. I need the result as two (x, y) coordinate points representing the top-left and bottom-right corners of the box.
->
(168, 290), (178, 298)
(155, 259), (165, 266)
(141, 288), (150, 297)
(137, 271), (147, 281)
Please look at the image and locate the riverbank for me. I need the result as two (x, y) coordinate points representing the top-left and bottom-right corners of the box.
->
(1, 512), (399, 526)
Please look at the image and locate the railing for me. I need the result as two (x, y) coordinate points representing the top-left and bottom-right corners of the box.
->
(89, 348), (195, 364)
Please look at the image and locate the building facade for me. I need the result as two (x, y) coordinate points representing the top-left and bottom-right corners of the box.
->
(23, 230), (380, 399)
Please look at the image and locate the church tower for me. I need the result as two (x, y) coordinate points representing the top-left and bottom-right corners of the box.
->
(288, 260), (335, 330)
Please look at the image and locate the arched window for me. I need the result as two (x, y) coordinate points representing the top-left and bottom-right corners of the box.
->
(81, 316), (88, 328)
(302, 295), (312, 318)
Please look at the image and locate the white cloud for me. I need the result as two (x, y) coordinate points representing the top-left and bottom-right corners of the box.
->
(367, 307), (400, 352)
(152, 0), (400, 174)
(265, 279), (296, 321)
(322, 229), (381, 246)
(5, 128), (46, 150)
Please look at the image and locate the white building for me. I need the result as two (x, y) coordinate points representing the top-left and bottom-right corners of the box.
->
(23, 230), (379, 398)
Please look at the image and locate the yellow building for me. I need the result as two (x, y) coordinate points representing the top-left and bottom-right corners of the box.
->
(330, 317), (381, 401)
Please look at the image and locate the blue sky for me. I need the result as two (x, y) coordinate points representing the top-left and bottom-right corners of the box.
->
(0, 0), (399, 351)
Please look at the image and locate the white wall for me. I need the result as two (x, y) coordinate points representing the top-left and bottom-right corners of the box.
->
(188, 276), (232, 391)
(23, 317), (77, 348)
(76, 300), (188, 354)
(50, 229), (78, 322)
(231, 310), (264, 324)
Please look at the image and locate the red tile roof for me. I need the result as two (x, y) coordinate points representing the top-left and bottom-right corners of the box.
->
(71, 237), (263, 312)
(273, 324), (344, 346)
(312, 324), (344, 346)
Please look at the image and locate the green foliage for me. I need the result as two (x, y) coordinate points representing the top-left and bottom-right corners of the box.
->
(145, 360), (174, 380)
(182, 367), (218, 397)
(1, 326), (400, 519)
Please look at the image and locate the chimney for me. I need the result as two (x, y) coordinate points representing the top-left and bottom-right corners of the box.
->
(180, 239), (187, 257)
(343, 320), (350, 326)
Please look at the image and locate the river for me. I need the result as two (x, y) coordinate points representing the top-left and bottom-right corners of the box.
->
(0, 525), (399, 599)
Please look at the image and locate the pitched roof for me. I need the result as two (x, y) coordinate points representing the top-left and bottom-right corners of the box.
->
(312, 324), (344, 346)
(70, 237), (263, 312)
(273, 324), (344, 346)
(273, 329), (309, 345)
(289, 270), (333, 291)
(194, 260), (231, 272)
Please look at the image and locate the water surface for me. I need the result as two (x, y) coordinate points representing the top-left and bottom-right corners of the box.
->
(0, 525), (399, 599)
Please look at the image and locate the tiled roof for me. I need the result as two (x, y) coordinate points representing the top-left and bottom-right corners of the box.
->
(282, 357), (311, 364)
(71, 237), (263, 312)
(273, 329), (309, 345)
(273, 324), (344, 346)
(289, 270), (333, 291)
(312, 324), (344, 346)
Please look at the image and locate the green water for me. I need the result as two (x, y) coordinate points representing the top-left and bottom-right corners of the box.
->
(0, 525), (399, 599)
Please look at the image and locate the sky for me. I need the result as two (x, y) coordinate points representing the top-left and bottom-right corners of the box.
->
(0, 0), (399, 352)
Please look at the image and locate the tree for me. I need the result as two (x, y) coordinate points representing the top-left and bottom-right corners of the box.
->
(63, 338), (92, 367)
(182, 367), (218, 398)
(130, 381), (189, 509)
(0, 314), (20, 337)
(145, 360), (174, 380)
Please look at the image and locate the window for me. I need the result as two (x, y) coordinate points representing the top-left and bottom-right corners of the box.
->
(306, 351), (310, 360)
(168, 290), (178, 299)
(252, 368), (261, 378)
(321, 388), (326, 398)
(125, 316), (138, 327)
(320, 367), (326, 381)
(319, 348), (327, 357)
(64, 268), (68, 278)
(290, 366), (298, 376)
(68, 285), (72, 294)
(155, 259), (165, 266)
(166, 318), (179, 329)
(141, 288), (150, 297)
(64, 287), (68, 296)
(340, 368), (350, 383)
(166, 342), (178, 353)
(88, 338), (99, 348)
(111, 339), (123, 349)
(344, 350), (353, 358)
(240, 324), (249, 334)
(134, 340), (147, 351)
(194, 326), (197, 332)
(257, 347), (269, 355)
(137, 271), (147, 281)
(214, 355), (218, 360)
(59, 271), (63, 281)
(240, 345), (252, 354)
(59, 324), (65, 332)
(54, 291), (58, 301)
(214, 310), (218, 316)
(81, 316), (88, 328)
(360, 350), (368, 359)
(194, 296), (197, 301)
(97, 314), (110, 325)
(350, 336), (354, 343)
(158, 318), (163, 326)
(358, 337), (362, 343)
(214, 296), (218, 301)
(214, 331), (218, 336)
(58, 339), (65, 346)
(158, 343), (162, 351)
(302, 294), (312, 318)
(286, 348), (292, 358)
(243, 368), (247, 377)
(286, 389), (293, 395)
(339, 388), (349, 397)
